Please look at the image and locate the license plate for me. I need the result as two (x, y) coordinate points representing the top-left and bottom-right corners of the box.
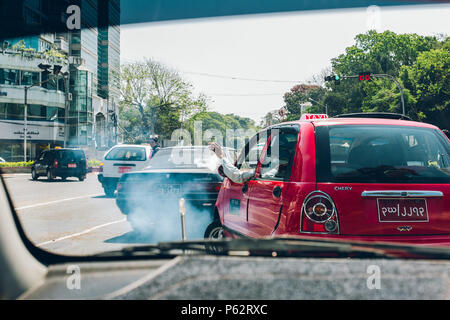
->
(68, 163), (76, 168)
(118, 167), (132, 174)
(156, 184), (181, 195)
(377, 198), (429, 222)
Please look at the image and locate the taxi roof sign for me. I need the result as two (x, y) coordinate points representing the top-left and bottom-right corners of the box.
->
(300, 114), (328, 121)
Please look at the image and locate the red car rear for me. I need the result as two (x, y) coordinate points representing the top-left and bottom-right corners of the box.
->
(210, 114), (450, 246)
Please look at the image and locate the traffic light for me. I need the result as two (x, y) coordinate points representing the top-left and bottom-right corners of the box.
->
(324, 75), (340, 85)
(359, 72), (371, 81)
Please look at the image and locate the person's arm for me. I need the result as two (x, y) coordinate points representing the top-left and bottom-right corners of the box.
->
(221, 157), (254, 184)
(209, 142), (253, 184)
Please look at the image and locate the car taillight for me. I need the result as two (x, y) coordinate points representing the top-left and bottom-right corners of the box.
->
(300, 191), (339, 234)
(99, 162), (103, 173)
(53, 159), (58, 168)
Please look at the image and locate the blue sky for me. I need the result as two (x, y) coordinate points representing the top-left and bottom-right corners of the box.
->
(121, 4), (450, 123)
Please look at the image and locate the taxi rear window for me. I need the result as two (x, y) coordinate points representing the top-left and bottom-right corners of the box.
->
(105, 147), (147, 161)
(315, 125), (450, 184)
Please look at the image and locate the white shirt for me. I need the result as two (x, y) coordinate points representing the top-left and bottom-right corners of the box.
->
(221, 157), (254, 184)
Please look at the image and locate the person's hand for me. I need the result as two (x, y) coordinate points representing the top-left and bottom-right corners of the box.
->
(209, 142), (224, 159)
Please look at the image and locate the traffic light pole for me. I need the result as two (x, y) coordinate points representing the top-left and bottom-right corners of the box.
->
(338, 74), (405, 116)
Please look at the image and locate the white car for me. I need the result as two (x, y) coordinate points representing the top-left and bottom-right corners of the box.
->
(98, 144), (153, 197)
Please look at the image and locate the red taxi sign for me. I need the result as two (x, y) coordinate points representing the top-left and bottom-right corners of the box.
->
(300, 114), (328, 121)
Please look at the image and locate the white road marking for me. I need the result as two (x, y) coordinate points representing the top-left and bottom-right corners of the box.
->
(36, 218), (127, 247)
(16, 193), (103, 210)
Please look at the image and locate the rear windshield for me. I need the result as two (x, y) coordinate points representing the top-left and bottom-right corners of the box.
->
(57, 150), (85, 160)
(316, 125), (450, 183)
(147, 148), (227, 170)
(105, 147), (147, 161)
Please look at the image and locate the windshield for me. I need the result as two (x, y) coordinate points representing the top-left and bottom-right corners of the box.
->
(317, 125), (450, 183)
(0, 1), (449, 262)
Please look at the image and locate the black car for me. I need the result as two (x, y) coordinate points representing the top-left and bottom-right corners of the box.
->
(31, 148), (87, 181)
(115, 146), (236, 240)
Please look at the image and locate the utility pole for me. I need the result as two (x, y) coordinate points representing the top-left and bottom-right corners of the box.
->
(308, 97), (328, 115)
(23, 64), (64, 161)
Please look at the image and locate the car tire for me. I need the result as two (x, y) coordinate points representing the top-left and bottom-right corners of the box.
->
(61, 176), (67, 181)
(31, 169), (38, 180)
(204, 220), (224, 240)
(204, 220), (225, 255)
(78, 175), (85, 182)
(104, 186), (115, 197)
(46, 169), (54, 181)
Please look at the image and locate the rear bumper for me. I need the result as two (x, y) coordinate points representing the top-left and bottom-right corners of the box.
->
(53, 168), (86, 177)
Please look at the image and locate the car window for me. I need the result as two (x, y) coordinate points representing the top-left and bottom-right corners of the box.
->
(236, 131), (269, 173)
(57, 150), (85, 160)
(147, 147), (227, 170)
(105, 147), (147, 161)
(316, 125), (450, 183)
(260, 128), (298, 181)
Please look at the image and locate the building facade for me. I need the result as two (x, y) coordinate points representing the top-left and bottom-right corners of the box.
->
(0, 0), (120, 161)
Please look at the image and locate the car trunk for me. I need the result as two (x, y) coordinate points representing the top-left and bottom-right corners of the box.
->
(119, 169), (223, 200)
(57, 150), (85, 172)
(318, 184), (450, 235)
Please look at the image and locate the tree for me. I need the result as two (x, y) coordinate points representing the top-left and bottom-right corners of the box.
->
(287, 30), (449, 129)
(400, 45), (450, 128)
(119, 59), (207, 143)
(185, 112), (259, 149)
(282, 84), (326, 120)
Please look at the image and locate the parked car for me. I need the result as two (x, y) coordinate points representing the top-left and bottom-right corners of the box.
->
(31, 148), (87, 181)
(98, 144), (153, 197)
(207, 113), (450, 245)
(116, 146), (236, 239)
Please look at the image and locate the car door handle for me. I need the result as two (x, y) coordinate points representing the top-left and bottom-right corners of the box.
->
(242, 184), (248, 194)
(273, 186), (282, 198)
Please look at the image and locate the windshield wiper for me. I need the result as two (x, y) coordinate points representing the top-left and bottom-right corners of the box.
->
(93, 238), (450, 260)
(93, 238), (400, 259)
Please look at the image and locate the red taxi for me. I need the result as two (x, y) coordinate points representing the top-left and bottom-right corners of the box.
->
(205, 113), (450, 245)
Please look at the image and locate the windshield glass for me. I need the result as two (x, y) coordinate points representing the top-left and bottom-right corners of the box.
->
(0, 1), (449, 259)
(317, 125), (450, 183)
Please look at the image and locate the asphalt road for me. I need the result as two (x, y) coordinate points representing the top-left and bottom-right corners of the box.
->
(1, 173), (145, 256)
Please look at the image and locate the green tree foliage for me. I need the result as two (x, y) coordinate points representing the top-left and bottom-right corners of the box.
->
(281, 31), (449, 129)
(119, 59), (208, 143)
(185, 112), (259, 149)
(281, 84), (327, 121)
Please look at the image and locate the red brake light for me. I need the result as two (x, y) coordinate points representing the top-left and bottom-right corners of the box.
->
(53, 159), (58, 168)
(301, 191), (339, 234)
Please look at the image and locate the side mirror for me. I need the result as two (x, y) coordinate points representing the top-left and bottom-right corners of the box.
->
(217, 165), (226, 178)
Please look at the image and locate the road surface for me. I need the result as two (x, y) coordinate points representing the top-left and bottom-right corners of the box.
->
(2, 173), (147, 256)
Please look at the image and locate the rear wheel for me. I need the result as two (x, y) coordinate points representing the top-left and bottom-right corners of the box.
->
(204, 220), (225, 254)
(46, 169), (54, 181)
(31, 169), (38, 180)
(204, 220), (224, 239)
(61, 176), (67, 181)
(78, 175), (85, 182)
(104, 186), (115, 197)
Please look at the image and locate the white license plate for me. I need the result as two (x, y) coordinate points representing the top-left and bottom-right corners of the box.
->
(68, 163), (77, 168)
(156, 184), (181, 195)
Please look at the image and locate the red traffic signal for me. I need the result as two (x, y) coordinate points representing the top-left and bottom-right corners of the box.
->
(359, 73), (371, 81)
